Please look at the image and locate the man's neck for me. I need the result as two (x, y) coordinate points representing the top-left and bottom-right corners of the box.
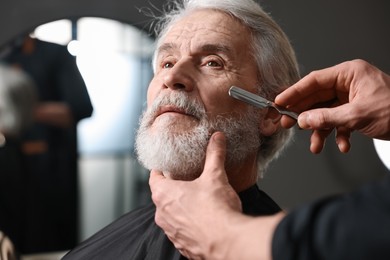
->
(227, 155), (259, 193)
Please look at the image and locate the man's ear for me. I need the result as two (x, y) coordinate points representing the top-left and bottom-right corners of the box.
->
(259, 108), (281, 136)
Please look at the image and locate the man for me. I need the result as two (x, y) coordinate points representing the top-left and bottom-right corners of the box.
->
(150, 60), (390, 259)
(63, 0), (299, 258)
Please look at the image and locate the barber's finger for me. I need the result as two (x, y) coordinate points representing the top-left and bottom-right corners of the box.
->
(276, 66), (339, 107)
(149, 170), (166, 186)
(201, 132), (227, 180)
(309, 128), (332, 154)
(280, 115), (297, 129)
(298, 105), (353, 131)
(335, 126), (351, 153)
(150, 169), (165, 179)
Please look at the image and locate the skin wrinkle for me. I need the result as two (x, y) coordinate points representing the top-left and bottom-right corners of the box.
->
(155, 14), (257, 115)
(156, 12), (252, 75)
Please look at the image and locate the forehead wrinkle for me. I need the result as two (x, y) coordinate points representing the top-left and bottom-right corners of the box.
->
(157, 42), (178, 55)
(155, 10), (252, 70)
(158, 39), (234, 58)
(161, 13), (241, 52)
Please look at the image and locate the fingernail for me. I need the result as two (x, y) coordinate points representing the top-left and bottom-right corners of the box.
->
(297, 113), (307, 128)
(213, 132), (225, 145)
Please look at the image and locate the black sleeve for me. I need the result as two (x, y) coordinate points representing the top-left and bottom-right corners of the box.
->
(54, 44), (93, 122)
(272, 175), (390, 260)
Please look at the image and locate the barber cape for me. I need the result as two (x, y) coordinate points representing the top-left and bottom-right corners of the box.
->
(63, 184), (280, 260)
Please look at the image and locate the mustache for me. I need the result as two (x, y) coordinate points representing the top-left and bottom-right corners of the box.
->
(149, 92), (206, 120)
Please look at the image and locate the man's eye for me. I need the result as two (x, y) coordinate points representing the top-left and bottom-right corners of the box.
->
(206, 61), (221, 67)
(163, 62), (174, 69)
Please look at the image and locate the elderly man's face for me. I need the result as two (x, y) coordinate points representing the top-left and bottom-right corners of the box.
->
(150, 9), (259, 130)
(136, 9), (277, 179)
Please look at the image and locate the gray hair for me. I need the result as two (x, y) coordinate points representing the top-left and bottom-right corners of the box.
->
(0, 63), (36, 138)
(151, 0), (300, 174)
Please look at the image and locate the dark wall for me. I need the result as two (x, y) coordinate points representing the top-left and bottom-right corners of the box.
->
(1, 0), (389, 208)
(261, 0), (390, 74)
(257, 0), (390, 208)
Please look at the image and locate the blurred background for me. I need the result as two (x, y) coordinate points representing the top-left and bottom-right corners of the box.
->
(0, 0), (389, 258)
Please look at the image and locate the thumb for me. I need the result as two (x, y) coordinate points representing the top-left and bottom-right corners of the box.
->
(201, 132), (228, 181)
(149, 170), (166, 189)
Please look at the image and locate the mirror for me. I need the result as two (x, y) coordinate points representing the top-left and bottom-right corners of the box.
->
(0, 17), (155, 256)
(67, 17), (154, 240)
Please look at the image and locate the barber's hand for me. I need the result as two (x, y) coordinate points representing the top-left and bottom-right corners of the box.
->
(276, 59), (390, 153)
(149, 132), (242, 259)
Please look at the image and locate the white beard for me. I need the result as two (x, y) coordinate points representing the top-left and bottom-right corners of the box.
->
(135, 91), (261, 180)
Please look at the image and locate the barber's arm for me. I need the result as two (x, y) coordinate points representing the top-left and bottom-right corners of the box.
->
(271, 59), (390, 259)
(272, 175), (390, 260)
(151, 59), (390, 260)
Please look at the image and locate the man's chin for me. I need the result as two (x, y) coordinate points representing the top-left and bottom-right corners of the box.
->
(151, 116), (199, 133)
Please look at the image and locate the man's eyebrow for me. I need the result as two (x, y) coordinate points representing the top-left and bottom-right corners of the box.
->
(157, 43), (177, 54)
(200, 44), (232, 55)
(157, 43), (233, 56)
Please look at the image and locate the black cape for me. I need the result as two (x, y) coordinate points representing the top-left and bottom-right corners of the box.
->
(63, 184), (280, 260)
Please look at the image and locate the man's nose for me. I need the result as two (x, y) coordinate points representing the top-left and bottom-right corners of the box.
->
(163, 60), (194, 91)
